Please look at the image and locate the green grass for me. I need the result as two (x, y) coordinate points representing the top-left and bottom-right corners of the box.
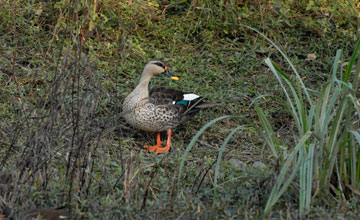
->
(0, 0), (360, 219)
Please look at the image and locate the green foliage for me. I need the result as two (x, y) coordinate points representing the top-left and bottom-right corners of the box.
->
(256, 36), (360, 218)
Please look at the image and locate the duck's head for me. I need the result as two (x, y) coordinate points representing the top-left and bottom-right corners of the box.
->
(142, 60), (179, 80)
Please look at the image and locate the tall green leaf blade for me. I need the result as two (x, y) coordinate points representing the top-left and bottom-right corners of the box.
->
(265, 58), (302, 132)
(343, 38), (360, 82)
(299, 144), (315, 218)
(273, 61), (307, 134)
(324, 98), (348, 185)
(178, 115), (234, 185)
(241, 24), (312, 105)
(254, 102), (279, 157)
(213, 125), (247, 203)
(305, 144), (315, 213)
(350, 131), (360, 145)
(330, 49), (343, 88)
(299, 147), (306, 217)
(347, 94), (360, 117)
(265, 131), (312, 215)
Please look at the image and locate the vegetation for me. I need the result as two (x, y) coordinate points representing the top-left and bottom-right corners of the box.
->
(0, 0), (359, 219)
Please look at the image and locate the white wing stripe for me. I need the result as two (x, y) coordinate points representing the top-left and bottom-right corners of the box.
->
(183, 94), (200, 101)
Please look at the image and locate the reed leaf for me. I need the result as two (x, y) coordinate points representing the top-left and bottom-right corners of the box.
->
(254, 102), (280, 158)
(264, 131), (312, 216)
(241, 24), (312, 104)
(177, 115), (234, 185)
(213, 125), (248, 204)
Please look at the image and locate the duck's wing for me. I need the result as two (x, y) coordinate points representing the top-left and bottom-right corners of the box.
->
(149, 87), (184, 105)
(149, 87), (216, 118)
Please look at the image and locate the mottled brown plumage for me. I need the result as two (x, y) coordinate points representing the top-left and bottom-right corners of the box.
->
(2, 207), (69, 220)
(0, 171), (70, 220)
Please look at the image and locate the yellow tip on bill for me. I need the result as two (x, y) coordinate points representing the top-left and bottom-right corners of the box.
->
(171, 76), (179, 80)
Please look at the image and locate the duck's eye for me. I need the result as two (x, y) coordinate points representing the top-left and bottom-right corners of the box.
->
(154, 62), (165, 69)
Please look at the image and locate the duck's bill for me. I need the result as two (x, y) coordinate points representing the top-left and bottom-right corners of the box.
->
(163, 70), (179, 80)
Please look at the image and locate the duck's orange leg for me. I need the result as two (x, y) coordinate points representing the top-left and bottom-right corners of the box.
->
(144, 132), (162, 152)
(155, 129), (172, 154)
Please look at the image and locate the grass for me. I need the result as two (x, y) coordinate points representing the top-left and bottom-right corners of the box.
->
(0, 0), (360, 219)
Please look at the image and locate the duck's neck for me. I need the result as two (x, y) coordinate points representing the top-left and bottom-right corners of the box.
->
(139, 71), (152, 85)
(134, 72), (153, 98)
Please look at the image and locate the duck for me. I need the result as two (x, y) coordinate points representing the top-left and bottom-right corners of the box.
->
(122, 59), (215, 154)
(0, 171), (70, 220)
(1, 206), (69, 220)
